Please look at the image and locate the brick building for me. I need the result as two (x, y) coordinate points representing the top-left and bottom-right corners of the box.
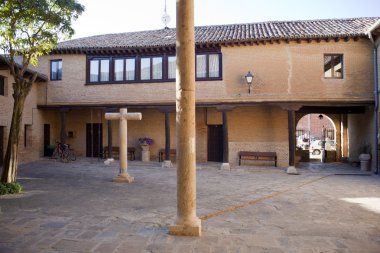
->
(1, 17), (380, 171)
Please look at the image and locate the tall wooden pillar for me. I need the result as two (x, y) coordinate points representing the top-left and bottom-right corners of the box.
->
(107, 120), (113, 159)
(162, 110), (173, 167)
(60, 109), (68, 144)
(288, 110), (295, 167)
(216, 106), (234, 170)
(169, 0), (201, 236)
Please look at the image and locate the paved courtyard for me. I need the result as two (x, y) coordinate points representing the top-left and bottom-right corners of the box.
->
(0, 158), (380, 253)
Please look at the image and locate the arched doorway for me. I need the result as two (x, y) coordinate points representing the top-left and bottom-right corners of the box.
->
(296, 114), (337, 161)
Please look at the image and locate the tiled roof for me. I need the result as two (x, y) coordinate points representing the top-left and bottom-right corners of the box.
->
(0, 55), (48, 82)
(55, 17), (379, 52)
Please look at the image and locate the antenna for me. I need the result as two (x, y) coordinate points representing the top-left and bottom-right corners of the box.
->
(161, 0), (171, 29)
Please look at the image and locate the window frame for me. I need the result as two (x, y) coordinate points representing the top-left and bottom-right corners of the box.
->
(324, 54), (344, 79)
(112, 57), (137, 82)
(195, 52), (223, 81)
(50, 59), (62, 81)
(85, 51), (222, 85)
(88, 57), (111, 83)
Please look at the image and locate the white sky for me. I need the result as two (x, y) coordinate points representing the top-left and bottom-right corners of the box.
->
(71, 0), (379, 39)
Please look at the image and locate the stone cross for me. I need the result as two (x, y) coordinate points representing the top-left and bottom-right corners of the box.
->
(105, 108), (142, 183)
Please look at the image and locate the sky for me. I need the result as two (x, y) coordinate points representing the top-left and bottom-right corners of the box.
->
(71, 0), (379, 39)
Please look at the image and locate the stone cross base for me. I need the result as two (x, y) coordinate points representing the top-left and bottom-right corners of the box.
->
(169, 222), (201, 236)
(162, 160), (173, 168)
(286, 166), (299, 175)
(113, 173), (134, 183)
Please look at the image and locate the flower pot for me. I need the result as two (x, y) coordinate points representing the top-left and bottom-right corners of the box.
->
(140, 144), (149, 151)
(359, 153), (371, 171)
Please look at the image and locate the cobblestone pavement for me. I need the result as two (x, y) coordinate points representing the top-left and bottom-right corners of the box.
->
(0, 158), (380, 253)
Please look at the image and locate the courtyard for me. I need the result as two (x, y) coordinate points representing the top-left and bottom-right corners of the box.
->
(0, 159), (380, 252)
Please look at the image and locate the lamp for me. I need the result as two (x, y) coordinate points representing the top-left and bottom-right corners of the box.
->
(245, 71), (254, 94)
(318, 114), (324, 120)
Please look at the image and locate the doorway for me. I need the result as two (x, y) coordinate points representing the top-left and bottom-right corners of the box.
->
(86, 123), (103, 158)
(208, 125), (223, 162)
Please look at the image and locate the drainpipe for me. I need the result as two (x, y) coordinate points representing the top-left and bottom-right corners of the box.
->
(368, 32), (379, 174)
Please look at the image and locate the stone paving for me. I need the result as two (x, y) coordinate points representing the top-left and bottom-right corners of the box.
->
(0, 158), (380, 252)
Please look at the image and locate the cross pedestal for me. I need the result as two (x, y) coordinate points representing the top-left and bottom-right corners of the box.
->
(105, 108), (142, 183)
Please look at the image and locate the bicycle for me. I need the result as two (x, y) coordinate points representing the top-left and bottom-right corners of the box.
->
(52, 142), (76, 162)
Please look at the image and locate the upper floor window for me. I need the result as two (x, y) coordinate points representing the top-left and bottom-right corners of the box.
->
(50, 60), (62, 81)
(168, 56), (176, 79)
(86, 51), (222, 84)
(141, 56), (163, 80)
(114, 58), (136, 81)
(324, 54), (343, 79)
(196, 53), (221, 79)
(0, 75), (4, 96)
(90, 58), (110, 82)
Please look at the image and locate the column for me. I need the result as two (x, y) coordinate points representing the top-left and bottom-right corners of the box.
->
(287, 110), (298, 174)
(107, 120), (113, 159)
(169, 0), (201, 236)
(220, 110), (230, 170)
(162, 111), (172, 167)
(60, 108), (68, 144)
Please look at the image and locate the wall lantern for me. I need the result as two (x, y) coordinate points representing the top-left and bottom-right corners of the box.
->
(245, 71), (254, 94)
(318, 114), (324, 120)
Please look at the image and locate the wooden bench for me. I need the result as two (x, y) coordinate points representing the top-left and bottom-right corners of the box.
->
(103, 146), (136, 161)
(239, 151), (277, 167)
(158, 149), (176, 162)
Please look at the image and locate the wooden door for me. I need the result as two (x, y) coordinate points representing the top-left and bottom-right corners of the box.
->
(86, 123), (103, 157)
(208, 125), (223, 162)
(0, 126), (4, 167)
(43, 124), (50, 156)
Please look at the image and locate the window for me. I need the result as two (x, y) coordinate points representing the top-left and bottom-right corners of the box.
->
(89, 59), (110, 82)
(113, 58), (136, 82)
(140, 56), (163, 81)
(324, 54), (343, 79)
(86, 52), (221, 84)
(0, 76), (4, 96)
(50, 60), (62, 81)
(196, 53), (221, 79)
(168, 56), (176, 79)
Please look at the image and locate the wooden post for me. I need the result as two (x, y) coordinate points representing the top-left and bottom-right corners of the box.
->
(286, 110), (298, 174)
(169, 0), (201, 236)
(60, 109), (68, 144)
(107, 120), (112, 159)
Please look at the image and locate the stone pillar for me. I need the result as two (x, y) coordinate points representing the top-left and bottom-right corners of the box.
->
(162, 111), (172, 167)
(287, 110), (298, 174)
(107, 120), (113, 159)
(169, 0), (201, 236)
(341, 114), (348, 158)
(59, 108), (68, 144)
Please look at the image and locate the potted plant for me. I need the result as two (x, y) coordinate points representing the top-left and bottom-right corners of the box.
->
(358, 143), (371, 171)
(138, 137), (154, 151)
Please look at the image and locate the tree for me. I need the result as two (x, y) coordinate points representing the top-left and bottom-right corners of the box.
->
(0, 0), (84, 183)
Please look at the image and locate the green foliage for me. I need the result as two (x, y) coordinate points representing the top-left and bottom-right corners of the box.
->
(0, 0), (85, 66)
(0, 182), (23, 195)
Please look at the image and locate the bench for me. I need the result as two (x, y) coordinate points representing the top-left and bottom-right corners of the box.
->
(103, 146), (136, 161)
(239, 151), (277, 167)
(158, 149), (176, 162)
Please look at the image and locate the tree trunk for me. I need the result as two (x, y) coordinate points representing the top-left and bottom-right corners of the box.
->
(1, 82), (28, 183)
